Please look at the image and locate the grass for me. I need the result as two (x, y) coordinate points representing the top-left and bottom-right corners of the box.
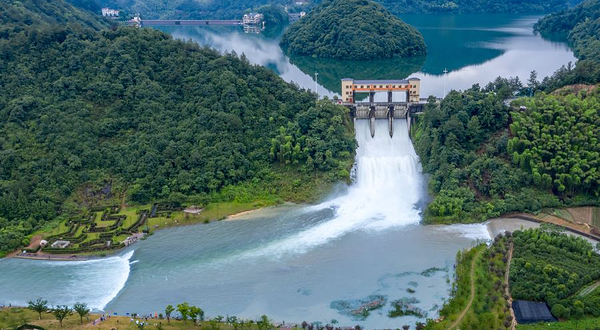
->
(425, 237), (513, 330)
(516, 317), (600, 330)
(593, 207), (600, 228)
(0, 308), (300, 330)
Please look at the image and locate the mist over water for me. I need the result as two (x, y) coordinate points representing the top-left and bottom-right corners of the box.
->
(0, 14), (555, 325)
(0, 120), (492, 327)
(235, 120), (424, 260)
(0, 251), (133, 311)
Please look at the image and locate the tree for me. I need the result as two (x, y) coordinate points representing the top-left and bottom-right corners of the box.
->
(73, 302), (90, 325)
(573, 300), (585, 329)
(52, 305), (72, 327)
(177, 302), (190, 324)
(28, 298), (48, 320)
(402, 326), (410, 330)
(165, 305), (174, 325)
(189, 306), (204, 324)
(551, 303), (569, 318)
(527, 71), (539, 96)
(256, 315), (273, 330)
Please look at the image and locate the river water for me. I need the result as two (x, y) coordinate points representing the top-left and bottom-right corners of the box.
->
(0, 13), (576, 329)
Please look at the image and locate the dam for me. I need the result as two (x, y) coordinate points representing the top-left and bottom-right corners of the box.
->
(340, 78), (424, 137)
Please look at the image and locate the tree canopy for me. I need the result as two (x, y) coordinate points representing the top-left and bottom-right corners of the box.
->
(280, 0), (426, 60)
(510, 227), (600, 319)
(0, 0), (355, 255)
(534, 0), (600, 89)
(413, 80), (599, 224)
(373, 0), (583, 15)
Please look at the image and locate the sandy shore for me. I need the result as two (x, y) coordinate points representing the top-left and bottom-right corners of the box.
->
(225, 202), (300, 220)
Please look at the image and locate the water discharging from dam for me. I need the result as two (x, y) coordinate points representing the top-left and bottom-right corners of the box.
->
(0, 119), (491, 328)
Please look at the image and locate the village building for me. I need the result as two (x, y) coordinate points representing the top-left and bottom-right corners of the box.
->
(101, 8), (120, 18)
(51, 240), (71, 249)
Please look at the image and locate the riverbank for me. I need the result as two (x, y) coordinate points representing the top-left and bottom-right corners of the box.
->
(0, 307), (304, 330)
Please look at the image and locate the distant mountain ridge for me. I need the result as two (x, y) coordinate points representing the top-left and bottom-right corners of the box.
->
(90, 0), (585, 20)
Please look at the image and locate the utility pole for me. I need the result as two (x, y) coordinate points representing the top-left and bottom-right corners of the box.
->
(314, 72), (319, 103)
(443, 68), (448, 98)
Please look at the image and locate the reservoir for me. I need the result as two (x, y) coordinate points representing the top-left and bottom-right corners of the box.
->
(0, 13), (576, 328)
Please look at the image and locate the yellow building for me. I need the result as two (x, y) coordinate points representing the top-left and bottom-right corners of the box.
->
(341, 78), (421, 103)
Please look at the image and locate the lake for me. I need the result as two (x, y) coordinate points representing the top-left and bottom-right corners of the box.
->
(0, 13), (576, 329)
(160, 13), (575, 97)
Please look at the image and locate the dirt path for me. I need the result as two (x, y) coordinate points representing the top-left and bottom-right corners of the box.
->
(448, 248), (484, 330)
(577, 280), (600, 297)
(5, 234), (43, 258)
(505, 242), (517, 330)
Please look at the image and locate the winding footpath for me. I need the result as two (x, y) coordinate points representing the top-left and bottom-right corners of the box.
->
(505, 242), (516, 330)
(448, 248), (484, 330)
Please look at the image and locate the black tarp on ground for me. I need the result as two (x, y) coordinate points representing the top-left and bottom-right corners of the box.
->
(513, 300), (558, 324)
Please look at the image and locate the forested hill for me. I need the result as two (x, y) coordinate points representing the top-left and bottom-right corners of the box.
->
(280, 0), (426, 60)
(97, 0), (293, 20)
(535, 0), (600, 63)
(373, 0), (583, 15)
(413, 82), (599, 224)
(90, 0), (584, 19)
(532, 0), (600, 90)
(0, 0), (109, 38)
(0, 0), (356, 254)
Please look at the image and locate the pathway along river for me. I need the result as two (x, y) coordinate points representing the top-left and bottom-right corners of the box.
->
(0, 14), (576, 329)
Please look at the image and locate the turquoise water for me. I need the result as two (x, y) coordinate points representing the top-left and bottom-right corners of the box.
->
(0, 14), (576, 329)
(161, 13), (574, 96)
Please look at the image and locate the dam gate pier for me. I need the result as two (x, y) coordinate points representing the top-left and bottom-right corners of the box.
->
(340, 78), (424, 138)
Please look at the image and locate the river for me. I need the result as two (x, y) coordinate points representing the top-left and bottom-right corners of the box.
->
(0, 13), (576, 329)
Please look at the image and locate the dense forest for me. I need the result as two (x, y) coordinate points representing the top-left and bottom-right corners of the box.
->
(96, 0), (297, 20)
(280, 0), (426, 60)
(373, 0), (583, 15)
(510, 228), (600, 318)
(89, 0), (584, 20)
(534, 0), (600, 90)
(414, 82), (599, 224)
(0, 0), (355, 254)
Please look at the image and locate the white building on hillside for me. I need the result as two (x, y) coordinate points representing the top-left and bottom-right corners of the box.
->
(102, 8), (120, 17)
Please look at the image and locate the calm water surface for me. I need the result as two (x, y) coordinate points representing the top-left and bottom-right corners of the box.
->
(0, 14), (576, 329)
(162, 14), (575, 97)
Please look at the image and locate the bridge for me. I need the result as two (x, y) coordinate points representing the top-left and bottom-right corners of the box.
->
(128, 13), (265, 33)
(340, 78), (422, 138)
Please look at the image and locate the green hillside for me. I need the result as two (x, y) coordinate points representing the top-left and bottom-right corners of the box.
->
(280, 0), (426, 60)
(0, 0), (355, 255)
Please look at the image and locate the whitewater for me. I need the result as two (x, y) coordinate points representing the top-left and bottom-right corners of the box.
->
(0, 119), (491, 326)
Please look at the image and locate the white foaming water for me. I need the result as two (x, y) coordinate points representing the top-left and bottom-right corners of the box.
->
(242, 120), (424, 259)
(0, 251), (133, 311)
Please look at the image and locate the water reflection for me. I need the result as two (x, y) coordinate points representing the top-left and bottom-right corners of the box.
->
(159, 13), (575, 98)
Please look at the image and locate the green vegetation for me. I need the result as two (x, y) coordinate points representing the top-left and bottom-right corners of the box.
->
(0, 0), (356, 256)
(98, 0), (294, 20)
(413, 80), (599, 224)
(509, 93), (599, 195)
(280, 0), (426, 60)
(424, 234), (513, 330)
(517, 316), (600, 329)
(534, 0), (600, 90)
(1, 305), (285, 330)
(374, 0), (583, 15)
(510, 228), (600, 319)
(0, 0), (109, 37)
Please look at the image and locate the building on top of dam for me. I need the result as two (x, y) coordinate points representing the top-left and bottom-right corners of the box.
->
(341, 77), (421, 103)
